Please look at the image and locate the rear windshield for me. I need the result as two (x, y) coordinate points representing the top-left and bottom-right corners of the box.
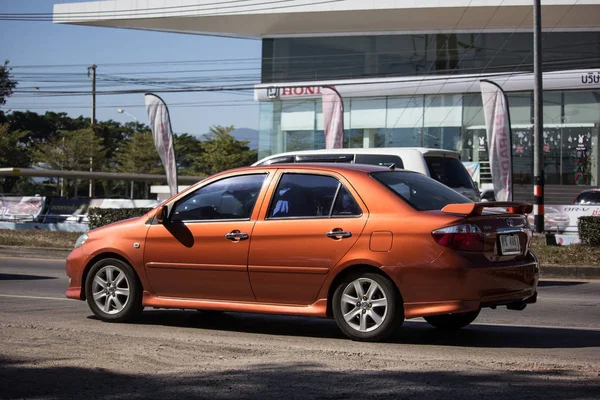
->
(371, 171), (472, 211)
(425, 156), (475, 189)
(575, 191), (600, 205)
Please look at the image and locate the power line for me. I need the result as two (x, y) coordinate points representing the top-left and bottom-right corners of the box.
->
(3, 0), (289, 16)
(6, 69), (588, 101)
(9, 36), (599, 71)
(0, 0), (346, 22)
(3, 0), (303, 17)
(10, 55), (599, 93)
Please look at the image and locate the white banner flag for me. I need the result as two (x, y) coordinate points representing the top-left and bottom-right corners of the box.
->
(145, 93), (178, 198)
(480, 80), (513, 202)
(322, 86), (344, 149)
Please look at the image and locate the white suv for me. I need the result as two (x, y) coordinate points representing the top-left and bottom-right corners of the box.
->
(254, 147), (479, 201)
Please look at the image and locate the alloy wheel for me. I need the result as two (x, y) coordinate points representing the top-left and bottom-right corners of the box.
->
(91, 265), (130, 315)
(340, 277), (388, 332)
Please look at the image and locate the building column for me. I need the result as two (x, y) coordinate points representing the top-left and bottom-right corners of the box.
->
(363, 129), (377, 148)
(592, 124), (600, 186)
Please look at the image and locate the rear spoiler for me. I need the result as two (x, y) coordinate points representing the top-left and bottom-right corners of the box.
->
(441, 202), (533, 217)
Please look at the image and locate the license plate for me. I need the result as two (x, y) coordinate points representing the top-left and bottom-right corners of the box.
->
(499, 234), (521, 255)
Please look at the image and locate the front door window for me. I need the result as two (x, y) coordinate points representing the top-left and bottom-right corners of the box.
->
(172, 174), (266, 222)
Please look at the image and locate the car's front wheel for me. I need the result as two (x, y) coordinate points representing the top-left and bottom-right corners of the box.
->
(85, 258), (143, 322)
(424, 309), (480, 330)
(332, 272), (403, 342)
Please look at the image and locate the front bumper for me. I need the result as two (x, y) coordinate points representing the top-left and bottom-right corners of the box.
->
(65, 247), (87, 300)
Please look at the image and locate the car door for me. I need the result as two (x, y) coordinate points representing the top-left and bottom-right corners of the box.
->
(248, 171), (368, 305)
(143, 172), (270, 301)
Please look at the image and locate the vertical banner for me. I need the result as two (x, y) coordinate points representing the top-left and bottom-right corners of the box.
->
(322, 86), (344, 149)
(462, 161), (481, 184)
(480, 80), (513, 201)
(145, 93), (178, 198)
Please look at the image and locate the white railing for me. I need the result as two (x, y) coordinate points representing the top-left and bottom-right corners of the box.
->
(0, 213), (88, 224)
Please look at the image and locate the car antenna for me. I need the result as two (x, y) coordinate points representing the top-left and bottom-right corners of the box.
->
(388, 163), (396, 170)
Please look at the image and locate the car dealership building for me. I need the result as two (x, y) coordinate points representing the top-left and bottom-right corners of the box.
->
(55, 0), (600, 201)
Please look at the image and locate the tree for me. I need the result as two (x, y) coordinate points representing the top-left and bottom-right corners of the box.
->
(0, 61), (17, 108)
(32, 128), (106, 197)
(0, 123), (32, 193)
(174, 133), (203, 175)
(115, 130), (163, 198)
(195, 125), (257, 175)
(6, 111), (88, 146)
(115, 130), (162, 175)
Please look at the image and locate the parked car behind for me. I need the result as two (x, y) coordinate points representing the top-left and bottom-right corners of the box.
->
(573, 189), (600, 205)
(254, 147), (480, 201)
(480, 189), (496, 202)
(66, 163), (538, 342)
(526, 206), (570, 232)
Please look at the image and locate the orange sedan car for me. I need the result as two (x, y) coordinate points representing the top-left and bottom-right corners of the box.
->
(66, 164), (538, 341)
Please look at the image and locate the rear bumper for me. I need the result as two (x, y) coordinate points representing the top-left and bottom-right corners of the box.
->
(395, 252), (539, 319)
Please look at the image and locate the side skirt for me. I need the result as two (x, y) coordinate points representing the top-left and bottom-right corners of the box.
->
(142, 292), (329, 317)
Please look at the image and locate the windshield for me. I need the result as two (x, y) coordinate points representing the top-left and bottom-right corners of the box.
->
(425, 156), (475, 189)
(575, 191), (600, 205)
(371, 171), (472, 211)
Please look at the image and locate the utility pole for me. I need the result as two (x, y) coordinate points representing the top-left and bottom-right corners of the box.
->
(533, 0), (544, 233)
(88, 65), (97, 198)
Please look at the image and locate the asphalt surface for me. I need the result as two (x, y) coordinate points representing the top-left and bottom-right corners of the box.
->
(0, 257), (599, 399)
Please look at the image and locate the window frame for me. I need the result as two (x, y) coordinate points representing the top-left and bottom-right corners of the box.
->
(170, 173), (268, 223)
(266, 172), (363, 220)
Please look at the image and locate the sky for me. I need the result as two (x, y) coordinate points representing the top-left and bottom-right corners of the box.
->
(0, 0), (262, 137)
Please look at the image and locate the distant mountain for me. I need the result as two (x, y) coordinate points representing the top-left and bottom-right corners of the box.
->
(232, 128), (258, 150)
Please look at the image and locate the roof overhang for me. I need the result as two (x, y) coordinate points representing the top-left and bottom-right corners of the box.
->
(53, 0), (600, 39)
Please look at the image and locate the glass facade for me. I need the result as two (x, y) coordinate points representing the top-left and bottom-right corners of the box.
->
(259, 32), (600, 188)
(258, 90), (600, 186)
(262, 32), (600, 83)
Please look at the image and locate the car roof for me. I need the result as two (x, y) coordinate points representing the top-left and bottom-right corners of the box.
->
(580, 189), (600, 193)
(233, 162), (410, 174)
(258, 147), (457, 157)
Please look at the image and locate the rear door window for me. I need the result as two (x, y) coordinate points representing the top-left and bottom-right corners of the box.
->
(354, 154), (404, 168)
(269, 173), (361, 218)
(371, 171), (472, 211)
(424, 156), (475, 189)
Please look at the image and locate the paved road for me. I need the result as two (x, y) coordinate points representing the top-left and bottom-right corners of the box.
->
(0, 257), (599, 399)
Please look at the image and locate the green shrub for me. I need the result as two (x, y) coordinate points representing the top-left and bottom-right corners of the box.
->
(88, 207), (153, 230)
(578, 216), (600, 246)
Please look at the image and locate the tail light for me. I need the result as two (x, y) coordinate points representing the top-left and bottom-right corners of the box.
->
(432, 224), (484, 251)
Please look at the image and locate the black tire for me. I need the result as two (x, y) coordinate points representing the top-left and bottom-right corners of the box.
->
(196, 309), (224, 316)
(424, 309), (480, 330)
(332, 272), (403, 342)
(85, 258), (143, 323)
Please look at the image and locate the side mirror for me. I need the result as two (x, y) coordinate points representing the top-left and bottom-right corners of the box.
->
(156, 205), (169, 224)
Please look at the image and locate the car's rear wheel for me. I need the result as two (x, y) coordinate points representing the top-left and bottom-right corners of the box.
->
(424, 309), (480, 330)
(332, 272), (403, 342)
(85, 258), (143, 322)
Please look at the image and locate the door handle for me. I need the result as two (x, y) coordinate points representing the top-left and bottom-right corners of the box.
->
(326, 228), (352, 239)
(224, 230), (249, 241)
